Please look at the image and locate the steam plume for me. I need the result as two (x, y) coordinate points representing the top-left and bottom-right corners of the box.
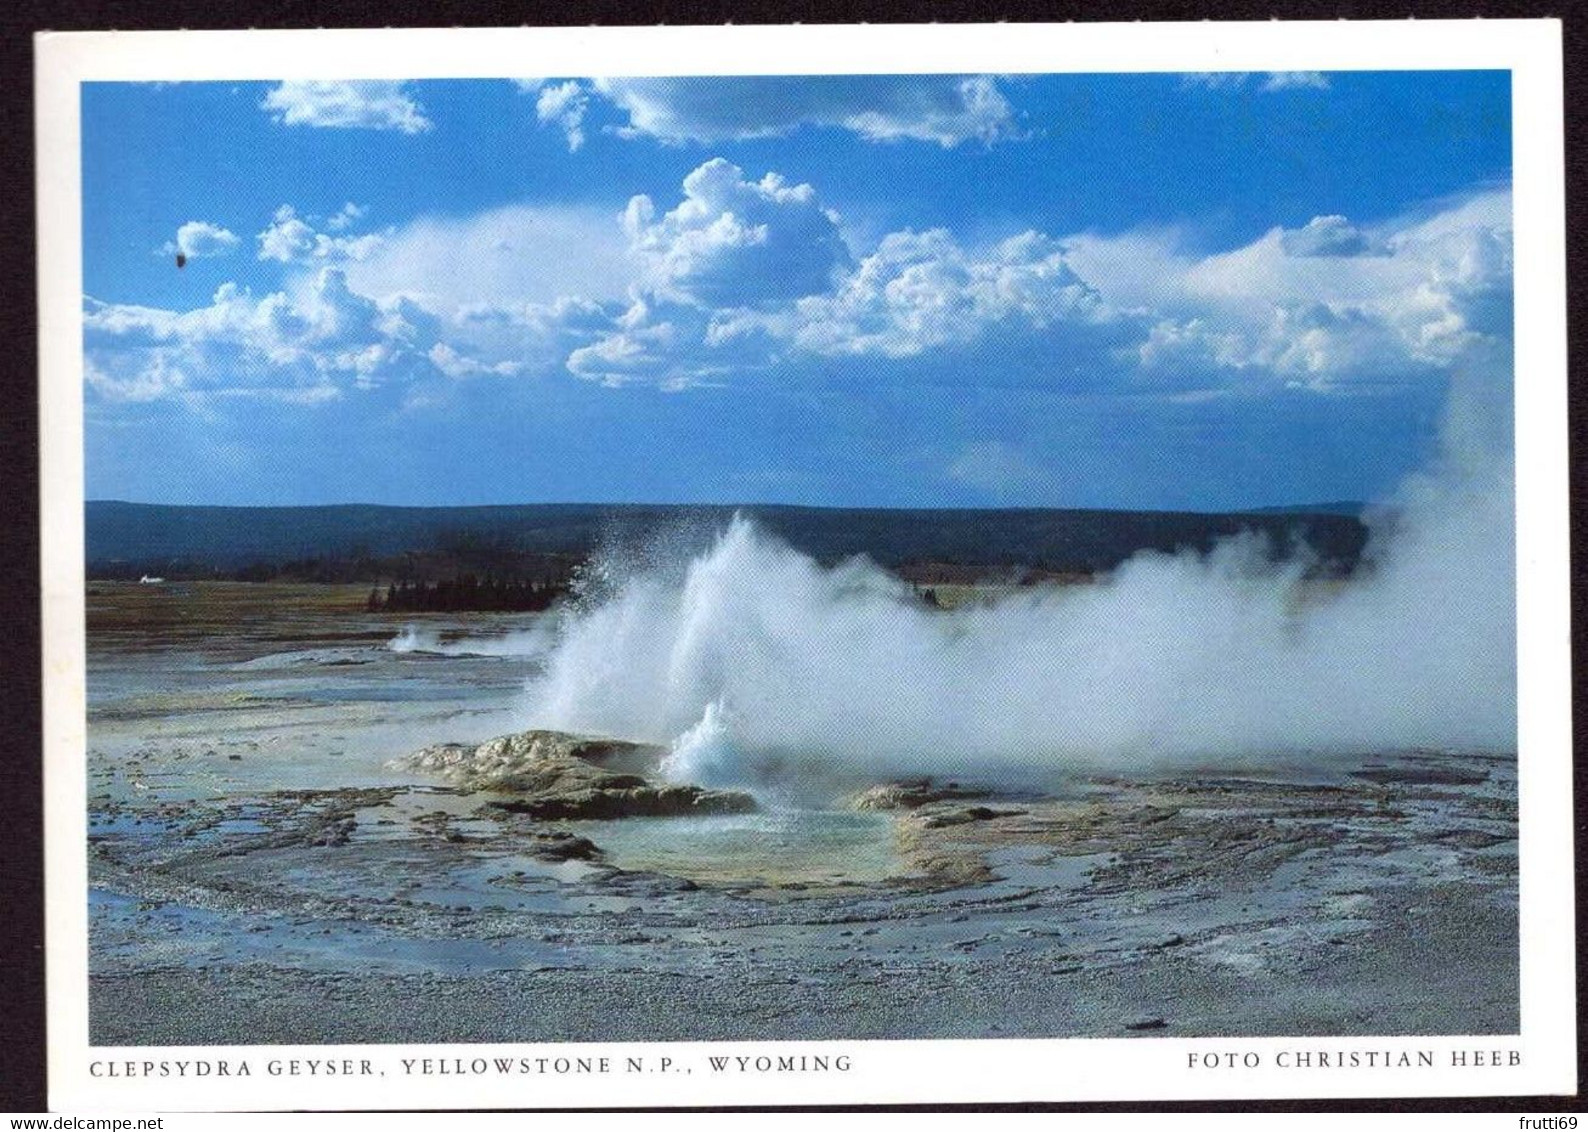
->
(514, 361), (1515, 787)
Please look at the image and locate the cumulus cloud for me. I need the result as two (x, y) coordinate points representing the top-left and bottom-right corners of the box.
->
(85, 155), (1511, 408)
(555, 171), (1509, 395)
(256, 206), (317, 262)
(261, 81), (431, 134)
(771, 228), (1104, 358)
(564, 320), (681, 387)
(526, 75), (1021, 148)
(1124, 190), (1513, 391)
(1183, 72), (1333, 92)
(1135, 318), (1252, 377)
(1056, 226), (1199, 313)
(257, 205), (385, 264)
(532, 80), (589, 152)
(325, 202), (367, 232)
(566, 294), (769, 390)
(623, 158), (852, 306)
(86, 195), (640, 405)
(1262, 72), (1332, 91)
(1280, 215), (1385, 258)
(570, 174), (1113, 386)
(83, 268), (548, 403)
(160, 220), (240, 260)
(86, 274), (354, 403)
(337, 203), (631, 310)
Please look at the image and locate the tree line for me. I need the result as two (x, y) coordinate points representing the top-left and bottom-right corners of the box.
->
(369, 575), (568, 613)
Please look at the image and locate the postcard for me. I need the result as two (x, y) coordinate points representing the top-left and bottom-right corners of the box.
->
(36, 20), (1573, 1109)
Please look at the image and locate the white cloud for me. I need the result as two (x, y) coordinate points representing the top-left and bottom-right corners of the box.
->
(261, 81), (431, 134)
(1280, 215), (1385, 257)
(1260, 303), (1421, 384)
(1058, 226), (1198, 313)
(1183, 72), (1332, 92)
(325, 202), (367, 232)
(257, 205), (316, 262)
(86, 158), (1511, 406)
(89, 197), (640, 404)
(946, 441), (1050, 496)
(534, 81), (589, 152)
(1135, 302), (1429, 393)
(565, 295), (754, 390)
(1263, 72), (1332, 91)
(427, 341), (524, 379)
(83, 262), (623, 404)
(83, 342), (190, 402)
(737, 227), (1104, 359)
(572, 186), (1111, 385)
(1118, 189), (1513, 391)
(337, 203), (631, 310)
(85, 270), (449, 402)
(1136, 318), (1252, 375)
(160, 220), (240, 260)
(551, 75), (1020, 148)
(565, 324), (674, 387)
(569, 177), (1509, 394)
(257, 205), (385, 264)
(623, 158), (852, 306)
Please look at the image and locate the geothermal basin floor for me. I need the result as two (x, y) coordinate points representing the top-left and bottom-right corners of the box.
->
(85, 583), (1517, 1044)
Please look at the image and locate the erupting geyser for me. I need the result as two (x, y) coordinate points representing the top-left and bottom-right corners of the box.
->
(514, 373), (1515, 787)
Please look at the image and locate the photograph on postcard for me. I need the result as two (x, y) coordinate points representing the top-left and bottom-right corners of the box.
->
(66, 58), (1536, 1058)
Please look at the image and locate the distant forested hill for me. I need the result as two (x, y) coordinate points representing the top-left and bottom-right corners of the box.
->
(85, 500), (1369, 582)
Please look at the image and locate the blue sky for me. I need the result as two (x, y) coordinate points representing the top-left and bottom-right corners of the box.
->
(81, 71), (1512, 509)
